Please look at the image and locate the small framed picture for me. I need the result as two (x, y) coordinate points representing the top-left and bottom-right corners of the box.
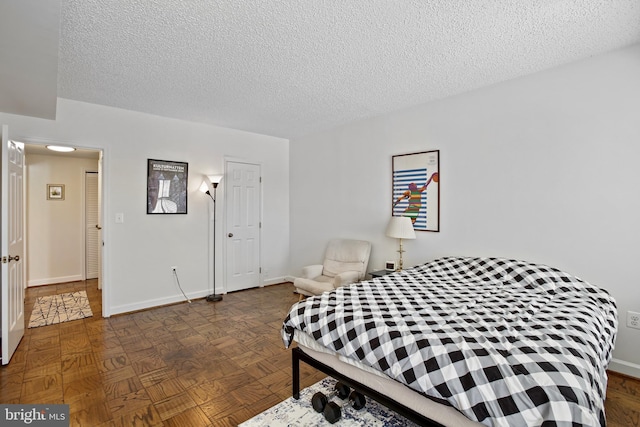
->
(47, 184), (65, 200)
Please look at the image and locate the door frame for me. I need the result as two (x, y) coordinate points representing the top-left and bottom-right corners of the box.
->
(20, 138), (110, 317)
(223, 157), (263, 293)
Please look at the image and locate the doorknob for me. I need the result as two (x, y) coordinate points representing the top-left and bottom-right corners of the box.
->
(1, 255), (19, 263)
(95, 225), (102, 230)
(228, 233), (233, 237)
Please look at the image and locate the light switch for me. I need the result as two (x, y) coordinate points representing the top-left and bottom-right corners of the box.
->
(115, 213), (124, 223)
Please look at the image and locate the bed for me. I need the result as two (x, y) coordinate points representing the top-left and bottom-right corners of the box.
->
(281, 256), (618, 427)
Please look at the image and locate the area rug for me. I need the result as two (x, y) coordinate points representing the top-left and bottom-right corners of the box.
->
(240, 377), (419, 426)
(28, 291), (93, 328)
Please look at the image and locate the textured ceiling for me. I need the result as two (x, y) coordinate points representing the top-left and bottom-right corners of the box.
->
(8, 1), (640, 139)
(0, 0), (60, 120)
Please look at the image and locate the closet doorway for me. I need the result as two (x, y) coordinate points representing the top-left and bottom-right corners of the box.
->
(85, 171), (100, 282)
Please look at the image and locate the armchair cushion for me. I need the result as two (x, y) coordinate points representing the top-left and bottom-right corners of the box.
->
(294, 276), (335, 296)
(333, 270), (361, 287)
(301, 264), (323, 279)
(323, 260), (366, 278)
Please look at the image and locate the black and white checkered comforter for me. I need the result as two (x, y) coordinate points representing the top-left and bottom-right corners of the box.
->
(282, 257), (618, 427)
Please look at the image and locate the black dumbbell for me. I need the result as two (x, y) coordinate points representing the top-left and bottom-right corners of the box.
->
(323, 390), (366, 424)
(311, 382), (350, 413)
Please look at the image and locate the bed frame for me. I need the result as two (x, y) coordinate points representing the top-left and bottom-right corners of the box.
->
(292, 346), (445, 427)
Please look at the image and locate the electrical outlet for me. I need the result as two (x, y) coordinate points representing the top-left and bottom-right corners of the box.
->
(628, 311), (640, 330)
(171, 266), (177, 272)
(628, 311), (640, 329)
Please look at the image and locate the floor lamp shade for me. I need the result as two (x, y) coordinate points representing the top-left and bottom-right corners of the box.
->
(208, 174), (223, 189)
(385, 216), (416, 270)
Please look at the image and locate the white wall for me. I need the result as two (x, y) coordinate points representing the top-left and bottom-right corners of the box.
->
(1, 98), (290, 315)
(290, 44), (640, 376)
(26, 153), (98, 285)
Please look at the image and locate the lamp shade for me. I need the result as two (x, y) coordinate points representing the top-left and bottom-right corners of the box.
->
(201, 175), (223, 193)
(199, 181), (210, 193)
(385, 216), (416, 239)
(207, 175), (223, 188)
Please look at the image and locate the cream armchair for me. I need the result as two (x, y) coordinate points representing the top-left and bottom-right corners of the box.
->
(294, 239), (371, 299)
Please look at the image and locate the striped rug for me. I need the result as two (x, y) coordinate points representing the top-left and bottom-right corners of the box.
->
(28, 290), (93, 328)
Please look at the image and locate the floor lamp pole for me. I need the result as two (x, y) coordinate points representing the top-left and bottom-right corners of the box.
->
(206, 183), (222, 302)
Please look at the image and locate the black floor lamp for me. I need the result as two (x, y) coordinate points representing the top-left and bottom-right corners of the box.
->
(200, 175), (223, 302)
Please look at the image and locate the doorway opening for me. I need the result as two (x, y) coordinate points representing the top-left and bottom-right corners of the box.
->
(23, 144), (104, 315)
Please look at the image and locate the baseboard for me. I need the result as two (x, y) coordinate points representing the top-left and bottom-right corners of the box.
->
(109, 290), (211, 316)
(28, 275), (84, 287)
(261, 276), (289, 287)
(284, 275), (296, 283)
(608, 358), (640, 379)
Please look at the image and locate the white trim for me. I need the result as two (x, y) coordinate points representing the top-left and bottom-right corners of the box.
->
(608, 358), (640, 379)
(100, 147), (110, 317)
(22, 149), (28, 291)
(81, 168), (87, 281)
(28, 275), (84, 287)
(110, 290), (210, 316)
(262, 276), (288, 287)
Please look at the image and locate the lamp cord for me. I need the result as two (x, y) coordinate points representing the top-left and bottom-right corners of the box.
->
(172, 269), (192, 303)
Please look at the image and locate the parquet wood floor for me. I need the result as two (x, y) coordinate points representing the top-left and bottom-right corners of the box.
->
(1, 280), (639, 426)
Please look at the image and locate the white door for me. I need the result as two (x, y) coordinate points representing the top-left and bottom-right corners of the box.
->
(225, 161), (261, 292)
(1, 125), (25, 365)
(97, 152), (103, 290)
(85, 171), (99, 279)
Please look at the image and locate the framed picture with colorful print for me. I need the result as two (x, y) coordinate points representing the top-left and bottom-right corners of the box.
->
(392, 150), (439, 232)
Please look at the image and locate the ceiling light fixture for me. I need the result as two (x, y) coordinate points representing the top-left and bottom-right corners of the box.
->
(46, 145), (76, 152)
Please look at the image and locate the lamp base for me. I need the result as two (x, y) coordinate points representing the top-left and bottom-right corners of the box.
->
(206, 294), (223, 302)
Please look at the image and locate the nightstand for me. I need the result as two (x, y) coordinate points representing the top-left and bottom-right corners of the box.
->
(370, 269), (393, 279)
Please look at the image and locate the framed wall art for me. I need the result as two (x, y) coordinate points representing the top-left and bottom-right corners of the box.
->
(392, 150), (439, 232)
(147, 159), (188, 214)
(47, 184), (65, 200)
